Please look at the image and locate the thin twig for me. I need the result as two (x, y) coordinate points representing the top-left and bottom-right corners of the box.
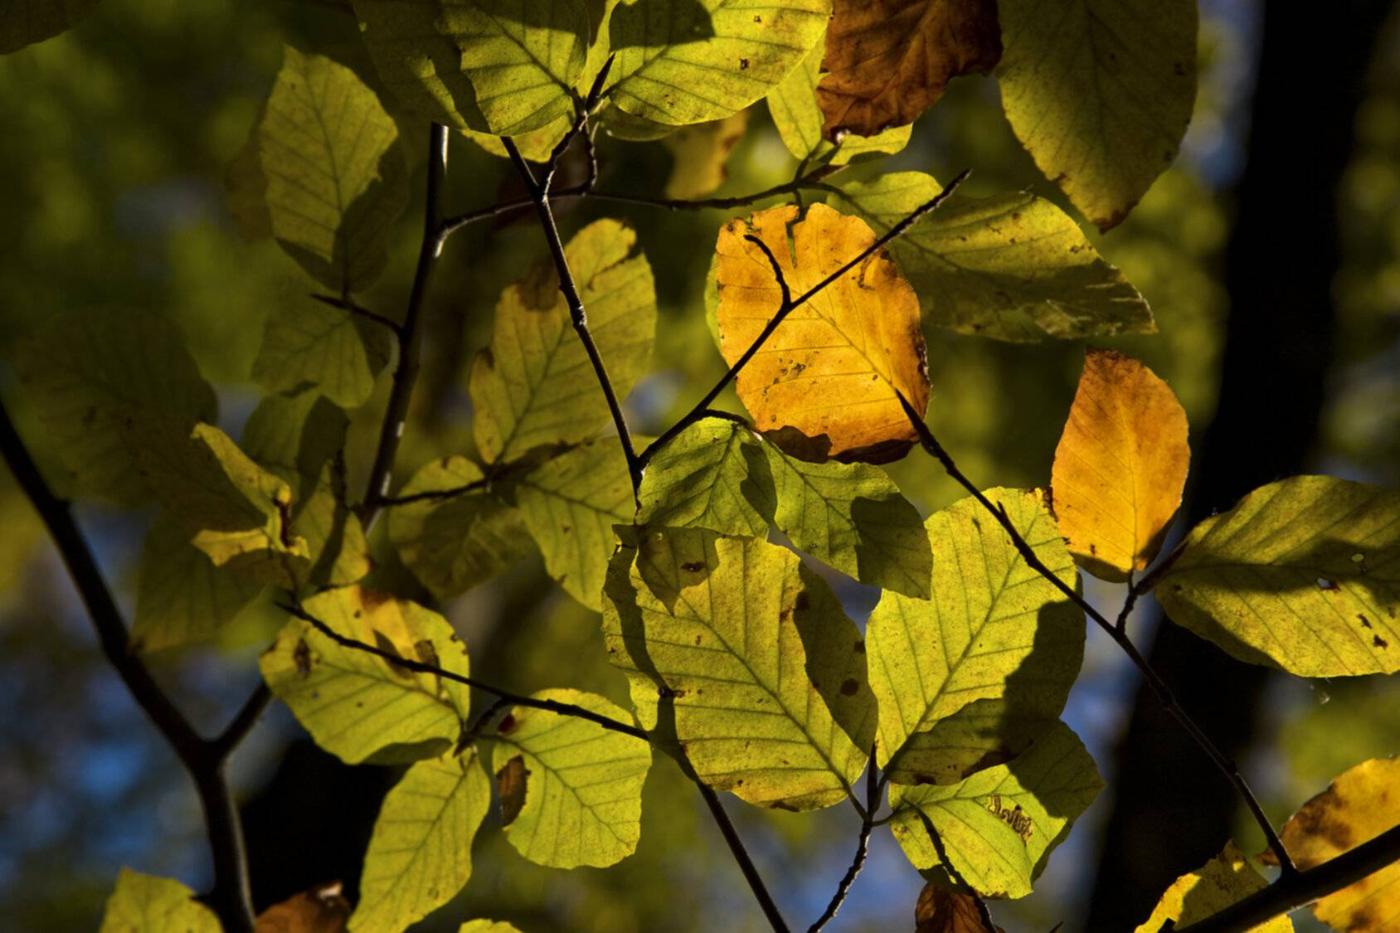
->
(894, 394), (1297, 876)
(309, 292), (401, 334)
(697, 784), (792, 933)
(808, 748), (880, 932)
(637, 169), (970, 469)
(211, 682), (272, 761)
(1115, 572), (1141, 633)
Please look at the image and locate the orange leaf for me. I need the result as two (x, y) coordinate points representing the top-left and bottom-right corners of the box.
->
(915, 882), (1000, 933)
(1051, 349), (1189, 581)
(715, 203), (929, 464)
(255, 882), (350, 932)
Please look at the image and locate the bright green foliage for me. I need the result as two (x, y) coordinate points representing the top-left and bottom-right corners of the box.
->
(602, 528), (873, 810)
(833, 173), (1154, 341)
(1156, 475), (1400, 677)
(291, 472), (372, 587)
(491, 689), (650, 867)
(889, 721), (1103, 898)
(459, 923), (523, 933)
(462, 113), (570, 162)
(132, 514), (265, 653)
(636, 417), (773, 538)
(511, 440), (632, 610)
(605, 0), (828, 127)
(352, 749), (492, 933)
(98, 868), (219, 933)
(388, 456), (533, 600)
(260, 587), (472, 764)
(17, 308), (217, 505)
(254, 46), (408, 292)
(241, 389), (349, 501)
(867, 488), (1084, 781)
(252, 299), (392, 409)
(767, 35), (911, 167)
(996, 0), (1197, 230)
(0, 0), (98, 54)
(470, 219), (655, 462)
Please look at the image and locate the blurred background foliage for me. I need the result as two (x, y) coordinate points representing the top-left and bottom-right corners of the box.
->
(0, 1), (1397, 930)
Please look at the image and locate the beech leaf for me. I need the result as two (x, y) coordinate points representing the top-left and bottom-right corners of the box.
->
(1136, 843), (1292, 932)
(98, 869), (220, 933)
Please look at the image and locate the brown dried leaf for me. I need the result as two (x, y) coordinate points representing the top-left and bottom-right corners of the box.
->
(254, 882), (350, 933)
(496, 755), (529, 827)
(915, 882), (999, 933)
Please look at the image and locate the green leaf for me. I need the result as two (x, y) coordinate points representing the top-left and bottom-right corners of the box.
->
(292, 470), (371, 587)
(251, 298), (392, 409)
(260, 587), (472, 764)
(605, 0), (828, 127)
(832, 172), (1154, 341)
(98, 868), (219, 933)
(459, 923), (523, 933)
(490, 689), (650, 867)
(132, 513), (266, 653)
(16, 307), (217, 505)
(511, 440), (633, 611)
(256, 45), (408, 291)
(388, 456), (534, 600)
(995, 0), (1197, 231)
(242, 388), (349, 505)
(661, 111), (750, 199)
(1155, 475), (1400, 678)
(460, 113), (571, 162)
(888, 721), (1103, 898)
(602, 527), (873, 810)
(636, 417), (773, 538)
(866, 487), (1084, 781)
(762, 444), (931, 598)
(352, 749), (492, 933)
(1, 0), (99, 54)
(470, 219), (655, 462)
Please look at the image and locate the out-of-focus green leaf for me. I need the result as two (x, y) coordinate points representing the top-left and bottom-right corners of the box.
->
(252, 299), (392, 409)
(459, 922), (523, 933)
(661, 111), (749, 199)
(832, 172), (1154, 341)
(242, 388), (349, 505)
(352, 749), (492, 933)
(260, 587), (472, 764)
(470, 219), (654, 462)
(636, 417), (772, 538)
(98, 868), (219, 933)
(490, 689), (650, 867)
(1156, 475), (1400, 677)
(1, 0), (99, 54)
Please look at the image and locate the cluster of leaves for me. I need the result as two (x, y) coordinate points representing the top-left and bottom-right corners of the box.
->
(6, 2), (1398, 932)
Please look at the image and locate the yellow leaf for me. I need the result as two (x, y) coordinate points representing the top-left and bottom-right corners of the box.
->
(662, 110), (750, 199)
(1271, 757), (1400, 932)
(715, 203), (929, 464)
(1051, 349), (1189, 582)
(817, 0), (1001, 138)
(1135, 843), (1292, 932)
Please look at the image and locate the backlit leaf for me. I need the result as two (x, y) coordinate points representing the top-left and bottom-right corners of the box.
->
(1135, 843), (1292, 933)
(1, 0), (98, 54)
(490, 689), (650, 867)
(995, 0), (1197, 230)
(817, 0), (1000, 138)
(1156, 476), (1400, 677)
(715, 203), (929, 463)
(1051, 349), (1190, 581)
(260, 587), (472, 764)
(257, 46), (408, 291)
(470, 219), (655, 463)
(602, 527), (873, 810)
(252, 298), (392, 409)
(661, 110), (750, 199)
(98, 868), (219, 933)
(352, 750), (492, 933)
(459, 923), (523, 933)
(636, 417), (773, 538)
(915, 883), (998, 933)
(292, 471), (371, 588)
(867, 488), (1083, 782)
(831, 172), (1153, 341)
(242, 388), (349, 506)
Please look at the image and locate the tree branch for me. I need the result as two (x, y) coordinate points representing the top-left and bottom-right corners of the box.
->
(808, 749), (880, 932)
(309, 292), (401, 335)
(697, 784), (792, 933)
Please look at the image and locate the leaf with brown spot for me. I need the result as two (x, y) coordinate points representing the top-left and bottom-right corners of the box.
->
(1136, 842), (1292, 932)
(818, 0), (1001, 139)
(495, 756), (528, 827)
(1051, 349), (1189, 582)
(255, 883), (350, 933)
(915, 882), (999, 933)
(715, 203), (929, 464)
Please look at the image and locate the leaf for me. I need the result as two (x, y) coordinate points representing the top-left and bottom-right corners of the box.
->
(889, 721), (1103, 898)
(387, 456), (534, 600)
(461, 113), (572, 163)
(16, 308), (218, 505)
(995, 0), (1197, 230)
(1135, 843), (1292, 933)
(354, 0), (589, 135)
(915, 883), (999, 933)
(636, 417), (774, 538)
(257, 46), (408, 291)
(255, 883), (351, 933)
(661, 110), (750, 199)
(831, 172), (1153, 342)
(252, 299), (392, 409)
(470, 219), (655, 462)
(510, 440), (633, 611)
(459, 923), (523, 933)
(1155, 476), (1400, 677)
(98, 868), (219, 933)
(292, 471), (372, 588)
(1269, 757), (1400, 932)
(242, 389), (349, 505)
(351, 750), (492, 933)
(1051, 349), (1190, 581)
(490, 689), (651, 867)
(132, 513), (266, 653)
(605, 0), (828, 127)
(260, 587), (472, 764)
(816, 0), (1000, 138)
(867, 488), (1084, 783)
(768, 36), (912, 168)
(715, 203), (929, 463)
(1, 0), (99, 54)
(602, 527), (873, 810)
